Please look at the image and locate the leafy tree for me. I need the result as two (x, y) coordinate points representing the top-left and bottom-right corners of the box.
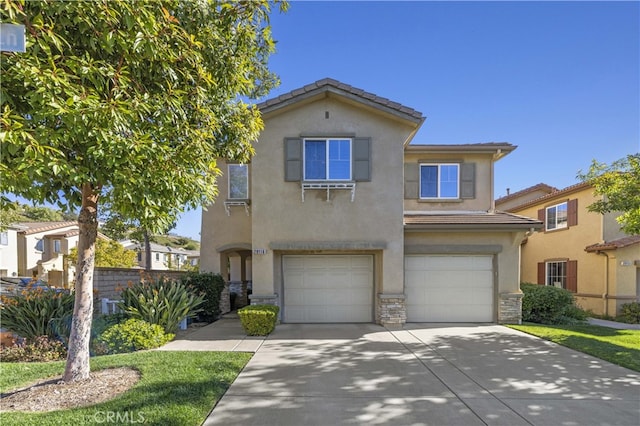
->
(1, 0), (285, 381)
(578, 154), (640, 235)
(69, 239), (137, 269)
(21, 205), (65, 221)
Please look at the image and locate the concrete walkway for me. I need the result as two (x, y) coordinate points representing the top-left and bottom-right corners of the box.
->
(163, 320), (640, 426)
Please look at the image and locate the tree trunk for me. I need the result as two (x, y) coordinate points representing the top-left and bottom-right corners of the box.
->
(144, 229), (151, 271)
(63, 183), (99, 382)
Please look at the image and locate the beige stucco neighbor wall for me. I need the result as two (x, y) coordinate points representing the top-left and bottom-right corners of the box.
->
(511, 186), (637, 315)
(252, 95), (412, 316)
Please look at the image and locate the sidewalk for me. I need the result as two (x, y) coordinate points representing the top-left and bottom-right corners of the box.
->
(158, 313), (264, 352)
(587, 317), (640, 330)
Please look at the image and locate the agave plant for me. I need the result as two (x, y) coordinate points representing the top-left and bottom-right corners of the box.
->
(117, 278), (204, 334)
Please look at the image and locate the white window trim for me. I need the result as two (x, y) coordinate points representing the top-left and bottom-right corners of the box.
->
(303, 138), (353, 182)
(545, 260), (567, 288)
(419, 163), (460, 199)
(228, 164), (249, 200)
(545, 201), (568, 231)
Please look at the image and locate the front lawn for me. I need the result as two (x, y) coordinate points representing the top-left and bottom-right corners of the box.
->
(0, 350), (251, 425)
(509, 323), (640, 372)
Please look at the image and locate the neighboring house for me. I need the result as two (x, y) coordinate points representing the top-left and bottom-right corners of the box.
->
(497, 182), (640, 316)
(122, 240), (199, 270)
(200, 78), (542, 326)
(0, 223), (28, 278)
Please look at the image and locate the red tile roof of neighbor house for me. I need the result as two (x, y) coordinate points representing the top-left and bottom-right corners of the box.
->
(585, 235), (640, 252)
(495, 183), (558, 204)
(404, 211), (543, 229)
(258, 78), (425, 123)
(17, 221), (77, 235)
(502, 182), (593, 211)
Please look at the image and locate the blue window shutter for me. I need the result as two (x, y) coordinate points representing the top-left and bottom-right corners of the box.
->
(460, 163), (476, 199)
(353, 137), (371, 181)
(284, 138), (302, 181)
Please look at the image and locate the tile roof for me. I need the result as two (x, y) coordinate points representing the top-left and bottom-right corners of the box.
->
(585, 235), (640, 252)
(257, 78), (425, 123)
(17, 221), (77, 235)
(495, 183), (558, 204)
(404, 211), (543, 229)
(503, 182), (593, 211)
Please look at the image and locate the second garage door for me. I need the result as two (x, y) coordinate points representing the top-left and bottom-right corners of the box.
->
(405, 255), (494, 322)
(283, 255), (373, 323)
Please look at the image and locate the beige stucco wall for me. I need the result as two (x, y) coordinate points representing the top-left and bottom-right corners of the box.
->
(251, 94), (414, 300)
(0, 229), (20, 277)
(404, 152), (494, 212)
(200, 158), (252, 274)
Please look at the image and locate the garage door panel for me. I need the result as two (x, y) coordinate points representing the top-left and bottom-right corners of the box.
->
(284, 255), (373, 323)
(405, 255), (494, 322)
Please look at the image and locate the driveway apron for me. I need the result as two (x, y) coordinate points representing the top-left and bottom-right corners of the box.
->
(203, 323), (640, 426)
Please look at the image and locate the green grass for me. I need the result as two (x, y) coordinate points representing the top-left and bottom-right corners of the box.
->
(0, 351), (251, 425)
(509, 323), (640, 372)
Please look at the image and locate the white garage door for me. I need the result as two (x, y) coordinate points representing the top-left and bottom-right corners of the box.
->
(283, 255), (373, 323)
(405, 255), (494, 322)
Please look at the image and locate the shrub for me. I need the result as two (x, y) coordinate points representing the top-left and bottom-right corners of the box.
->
(0, 336), (67, 362)
(181, 272), (225, 322)
(620, 302), (640, 324)
(118, 278), (205, 333)
(521, 282), (580, 324)
(0, 286), (74, 340)
(238, 304), (279, 336)
(98, 318), (174, 354)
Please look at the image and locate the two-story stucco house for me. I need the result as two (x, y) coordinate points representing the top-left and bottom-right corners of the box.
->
(200, 79), (542, 327)
(497, 182), (640, 316)
(121, 240), (199, 271)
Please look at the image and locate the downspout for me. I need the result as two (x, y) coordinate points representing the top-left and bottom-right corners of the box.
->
(597, 250), (610, 316)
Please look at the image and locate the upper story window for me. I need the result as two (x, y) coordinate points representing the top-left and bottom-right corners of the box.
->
(303, 138), (351, 181)
(420, 163), (459, 199)
(53, 239), (61, 253)
(546, 202), (568, 231)
(228, 164), (249, 199)
(0, 232), (8, 246)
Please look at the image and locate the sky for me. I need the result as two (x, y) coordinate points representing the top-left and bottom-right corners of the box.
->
(172, 0), (639, 241)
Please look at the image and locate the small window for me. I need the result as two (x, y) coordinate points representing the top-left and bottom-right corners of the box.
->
(546, 261), (567, 289)
(303, 138), (351, 181)
(155, 253), (160, 261)
(546, 202), (568, 231)
(35, 239), (44, 252)
(137, 252), (142, 262)
(53, 239), (61, 253)
(420, 164), (459, 199)
(228, 164), (249, 200)
(0, 232), (8, 246)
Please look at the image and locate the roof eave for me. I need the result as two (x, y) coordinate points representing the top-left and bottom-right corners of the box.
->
(404, 223), (543, 231)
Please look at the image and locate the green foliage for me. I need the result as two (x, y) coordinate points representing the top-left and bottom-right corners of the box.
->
(238, 304), (280, 336)
(620, 302), (640, 324)
(69, 239), (137, 268)
(118, 278), (204, 333)
(98, 318), (174, 354)
(577, 154), (640, 235)
(0, 202), (76, 229)
(521, 283), (582, 324)
(0, 336), (67, 362)
(0, 287), (75, 340)
(181, 272), (225, 322)
(1, 0), (286, 232)
(0, 351), (252, 425)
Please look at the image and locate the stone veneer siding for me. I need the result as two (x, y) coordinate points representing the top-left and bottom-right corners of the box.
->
(498, 292), (523, 324)
(377, 294), (407, 329)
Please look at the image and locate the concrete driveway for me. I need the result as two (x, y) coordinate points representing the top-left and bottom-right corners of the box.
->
(203, 323), (640, 426)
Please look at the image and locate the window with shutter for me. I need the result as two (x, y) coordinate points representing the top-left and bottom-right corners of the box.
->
(419, 163), (459, 199)
(545, 201), (568, 231)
